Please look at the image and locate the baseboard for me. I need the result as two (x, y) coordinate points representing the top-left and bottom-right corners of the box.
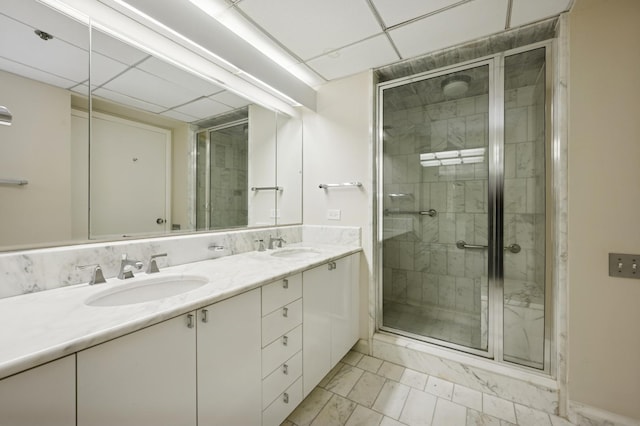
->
(569, 401), (640, 426)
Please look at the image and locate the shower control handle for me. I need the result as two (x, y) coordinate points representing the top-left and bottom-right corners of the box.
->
(456, 240), (521, 254)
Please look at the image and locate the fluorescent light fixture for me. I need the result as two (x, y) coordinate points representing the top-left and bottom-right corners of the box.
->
(419, 153), (436, 161)
(0, 106), (12, 126)
(435, 150), (459, 159)
(461, 156), (484, 164)
(420, 160), (441, 168)
(188, 0), (324, 87)
(440, 158), (462, 166)
(460, 148), (485, 157)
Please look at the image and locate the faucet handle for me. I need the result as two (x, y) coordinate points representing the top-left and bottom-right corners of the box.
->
(146, 253), (167, 274)
(77, 264), (106, 285)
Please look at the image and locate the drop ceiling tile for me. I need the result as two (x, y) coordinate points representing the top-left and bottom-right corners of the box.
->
(0, 14), (88, 83)
(160, 110), (199, 123)
(91, 52), (130, 87)
(370, 0), (462, 27)
(389, 0), (509, 59)
(307, 34), (399, 81)
(210, 91), (252, 109)
(91, 29), (150, 66)
(174, 97), (232, 120)
(0, 57), (77, 89)
(137, 57), (224, 96)
(102, 68), (200, 108)
(238, 0), (382, 60)
(1, 0), (89, 50)
(510, 0), (572, 27)
(92, 87), (166, 114)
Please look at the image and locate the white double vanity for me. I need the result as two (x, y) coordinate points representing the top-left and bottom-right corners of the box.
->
(0, 226), (361, 426)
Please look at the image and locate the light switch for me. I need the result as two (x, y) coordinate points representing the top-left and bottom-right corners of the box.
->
(609, 253), (640, 279)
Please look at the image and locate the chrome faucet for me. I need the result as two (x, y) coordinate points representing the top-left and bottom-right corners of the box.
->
(118, 254), (143, 279)
(146, 253), (167, 274)
(268, 235), (287, 249)
(77, 264), (106, 285)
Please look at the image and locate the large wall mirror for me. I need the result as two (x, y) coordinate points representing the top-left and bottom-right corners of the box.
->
(0, 0), (303, 251)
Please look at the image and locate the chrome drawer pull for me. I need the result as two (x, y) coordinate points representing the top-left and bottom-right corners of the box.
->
(201, 309), (208, 323)
(282, 279), (289, 289)
(282, 307), (288, 318)
(283, 393), (289, 404)
(186, 314), (194, 329)
(282, 335), (288, 346)
(283, 364), (288, 375)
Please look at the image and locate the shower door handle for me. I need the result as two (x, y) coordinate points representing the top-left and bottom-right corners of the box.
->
(456, 240), (521, 254)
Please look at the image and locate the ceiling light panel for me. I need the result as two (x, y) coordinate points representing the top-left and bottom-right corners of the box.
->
(510, 0), (572, 28)
(370, 0), (462, 28)
(307, 34), (399, 81)
(238, 0), (382, 60)
(389, 0), (509, 59)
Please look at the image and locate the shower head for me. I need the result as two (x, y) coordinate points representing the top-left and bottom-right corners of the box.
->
(441, 75), (471, 98)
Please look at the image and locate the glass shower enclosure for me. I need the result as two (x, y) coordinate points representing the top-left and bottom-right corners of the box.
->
(378, 45), (550, 371)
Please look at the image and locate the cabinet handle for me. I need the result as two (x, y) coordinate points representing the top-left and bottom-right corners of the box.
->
(282, 335), (288, 346)
(201, 309), (208, 323)
(186, 314), (195, 329)
(282, 307), (288, 318)
(283, 393), (289, 404)
(282, 279), (289, 289)
(283, 364), (288, 375)
(328, 261), (337, 270)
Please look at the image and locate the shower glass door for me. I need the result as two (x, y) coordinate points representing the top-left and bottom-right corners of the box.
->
(380, 62), (492, 355)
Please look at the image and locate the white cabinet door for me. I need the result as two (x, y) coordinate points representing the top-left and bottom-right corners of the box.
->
(302, 253), (360, 397)
(0, 355), (75, 426)
(197, 288), (262, 425)
(77, 313), (197, 426)
(330, 253), (360, 364)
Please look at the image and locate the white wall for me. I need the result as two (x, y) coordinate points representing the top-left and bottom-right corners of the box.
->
(568, 0), (640, 420)
(248, 104), (277, 227)
(302, 71), (374, 341)
(0, 71), (73, 247)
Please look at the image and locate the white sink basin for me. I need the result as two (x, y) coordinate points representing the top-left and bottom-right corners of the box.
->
(269, 247), (321, 259)
(86, 275), (208, 307)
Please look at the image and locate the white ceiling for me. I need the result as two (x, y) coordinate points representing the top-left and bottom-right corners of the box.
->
(233, 0), (573, 84)
(0, 0), (573, 121)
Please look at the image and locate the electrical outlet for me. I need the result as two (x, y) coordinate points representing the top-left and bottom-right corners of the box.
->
(609, 253), (640, 279)
(327, 209), (341, 220)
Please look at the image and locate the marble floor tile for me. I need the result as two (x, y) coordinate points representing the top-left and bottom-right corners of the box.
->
(310, 394), (357, 426)
(549, 415), (574, 426)
(287, 387), (333, 426)
(344, 405), (384, 426)
(399, 388), (438, 426)
(452, 384), (483, 411)
(319, 362), (345, 388)
(380, 417), (408, 426)
(466, 409), (502, 426)
(425, 376), (454, 399)
(377, 361), (405, 381)
(342, 351), (365, 366)
(357, 355), (384, 373)
(324, 364), (365, 397)
(399, 368), (429, 390)
(347, 371), (387, 408)
(372, 380), (411, 419)
(483, 394), (517, 423)
(514, 404), (551, 426)
(432, 398), (468, 426)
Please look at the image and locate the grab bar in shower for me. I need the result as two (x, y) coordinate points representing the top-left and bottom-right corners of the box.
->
(456, 240), (521, 254)
(318, 182), (363, 189)
(0, 178), (28, 186)
(384, 208), (437, 217)
(251, 186), (283, 192)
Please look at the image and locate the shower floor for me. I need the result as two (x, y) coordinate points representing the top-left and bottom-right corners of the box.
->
(383, 301), (483, 350)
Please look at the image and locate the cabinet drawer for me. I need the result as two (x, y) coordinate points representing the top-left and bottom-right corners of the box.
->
(262, 298), (302, 347)
(262, 351), (302, 409)
(262, 325), (302, 379)
(262, 274), (302, 315)
(262, 377), (303, 426)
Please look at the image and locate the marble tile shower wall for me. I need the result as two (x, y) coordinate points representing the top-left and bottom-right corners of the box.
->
(209, 130), (248, 228)
(382, 92), (489, 322)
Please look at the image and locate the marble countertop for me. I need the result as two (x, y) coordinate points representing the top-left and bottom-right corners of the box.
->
(0, 243), (361, 380)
